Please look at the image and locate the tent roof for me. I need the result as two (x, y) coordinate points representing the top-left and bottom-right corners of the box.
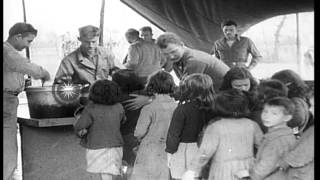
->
(121, 0), (313, 53)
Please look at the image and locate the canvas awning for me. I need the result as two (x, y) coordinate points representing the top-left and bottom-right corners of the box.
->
(121, 0), (313, 53)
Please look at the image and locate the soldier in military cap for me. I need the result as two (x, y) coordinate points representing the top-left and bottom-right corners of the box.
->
(54, 25), (116, 85)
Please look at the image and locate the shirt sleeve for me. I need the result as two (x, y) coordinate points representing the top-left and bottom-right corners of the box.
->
(250, 140), (283, 180)
(165, 106), (186, 154)
(124, 45), (139, 69)
(189, 123), (220, 175)
(213, 42), (220, 59)
(73, 107), (93, 131)
(54, 58), (75, 83)
(283, 126), (314, 167)
(184, 60), (206, 76)
(248, 38), (262, 66)
(4, 47), (49, 79)
(134, 105), (153, 140)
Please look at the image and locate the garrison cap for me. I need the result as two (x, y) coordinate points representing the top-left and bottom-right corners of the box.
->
(78, 25), (100, 40)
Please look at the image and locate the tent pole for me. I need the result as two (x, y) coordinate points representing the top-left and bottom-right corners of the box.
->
(296, 13), (301, 74)
(99, 0), (106, 46)
(22, 0), (32, 87)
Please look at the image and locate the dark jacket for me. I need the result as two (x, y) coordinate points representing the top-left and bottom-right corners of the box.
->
(74, 102), (125, 149)
(165, 101), (212, 154)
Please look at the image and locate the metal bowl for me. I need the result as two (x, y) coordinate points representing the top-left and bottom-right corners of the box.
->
(25, 84), (83, 119)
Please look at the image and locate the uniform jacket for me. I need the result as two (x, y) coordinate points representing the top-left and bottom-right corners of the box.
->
(54, 46), (115, 85)
(172, 48), (230, 92)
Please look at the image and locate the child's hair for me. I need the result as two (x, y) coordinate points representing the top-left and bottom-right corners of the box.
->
(145, 70), (175, 94)
(257, 79), (288, 101)
(271, 69), (308, 99)
(213, 89), (250, 118)
(264, 97), (295, 116)
(177, 73), (215, 109)
(111, 69), (145, 93)
(220, 66), (258, 92)
(89, 79), (122, 105)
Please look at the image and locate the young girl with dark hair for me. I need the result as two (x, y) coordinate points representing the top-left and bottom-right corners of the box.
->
(130, 70), (178, 180)
(74, 79), (125, 180)
(182, 89), (263, 180)
(166, 73), (216, 180)
(220, 66), (258, 92)
(220, 66), (260, 118)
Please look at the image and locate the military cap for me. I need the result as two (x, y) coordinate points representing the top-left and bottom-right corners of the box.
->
(78, 25), (100, 40)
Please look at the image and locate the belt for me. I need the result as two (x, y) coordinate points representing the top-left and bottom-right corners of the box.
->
(4, 91), (20, 96)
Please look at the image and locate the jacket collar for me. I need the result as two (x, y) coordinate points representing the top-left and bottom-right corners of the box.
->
(264, 125), (294, 141)
(222, 34), (241, 42)
(76, 47), (100, 69)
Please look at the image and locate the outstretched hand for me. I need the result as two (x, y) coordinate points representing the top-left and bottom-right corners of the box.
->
(124, 94), (152, 110)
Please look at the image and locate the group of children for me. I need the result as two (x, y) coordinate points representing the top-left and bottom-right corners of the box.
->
(73, 66), (314, 180)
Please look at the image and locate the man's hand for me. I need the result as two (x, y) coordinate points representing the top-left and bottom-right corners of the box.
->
(39, 70), (51, 86)
(124, 94), (152, 110)
(54, 75), (72, 84)
(77, 129), (88, 138)
(41, 70), (51, 82)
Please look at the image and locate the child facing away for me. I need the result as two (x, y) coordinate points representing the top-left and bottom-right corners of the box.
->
(236, 97), (297, 180)
(73, 79), (126, 180)
(182, 89), (263, 180)
(111, 69), (146, 168)
(165, 73), (216, 180)
(130, 70), (178, 180)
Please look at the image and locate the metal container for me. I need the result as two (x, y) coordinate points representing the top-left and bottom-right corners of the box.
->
(25, 85), (82, 119)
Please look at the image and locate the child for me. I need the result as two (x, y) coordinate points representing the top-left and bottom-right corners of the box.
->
(182, 89), (263, 180)
(240, 97), (297, 180)
(277, 89), (314, 180)
(111, 69), (146, 176)
(220, 66), (260, 119)
(73, 79), (125, 180)
(130, 70), (178, 180)
(166, 73), (216, 180)
(220, 66), (258, 92)
(271, 69), (310, 135)
(251, 79), (289, 133)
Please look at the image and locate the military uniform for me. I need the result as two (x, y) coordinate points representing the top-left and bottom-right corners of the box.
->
(54, 25), (115, 85)
(3, 40), (50, 180)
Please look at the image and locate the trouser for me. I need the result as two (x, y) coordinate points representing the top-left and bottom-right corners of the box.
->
(3, 93), (19, 180)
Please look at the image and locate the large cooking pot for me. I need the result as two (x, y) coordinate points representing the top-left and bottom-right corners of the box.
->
(25, 84), (84, 119)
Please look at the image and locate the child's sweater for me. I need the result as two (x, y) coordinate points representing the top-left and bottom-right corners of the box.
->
(74, 102), (125, 149)
(250, 125), (296, 180)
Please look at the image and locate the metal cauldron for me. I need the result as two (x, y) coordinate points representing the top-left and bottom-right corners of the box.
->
(25, 84), (84, 119)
